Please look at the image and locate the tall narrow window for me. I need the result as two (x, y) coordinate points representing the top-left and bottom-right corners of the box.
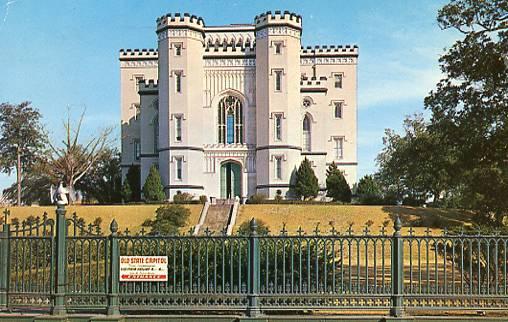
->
(275, 114), (282, 141)
(274, 70), (282, 91)
(334, 74), (343, 88)
(134, 75), (144, 92)
(153, 116), (159, 152)
(275, 156), (282, 179)
(174, 43), (182, 56)
(175, 115), (182, 142)
(175, 157), (183, 180)
(175, 72), (182, 93)
(334, 137), (344, 159)
(274, 42), (282, 54)
(218, 96), (243, 144)
(334, 102), (343, 118)
(133, 139), (140, 160)
(303, 115), (311, 152)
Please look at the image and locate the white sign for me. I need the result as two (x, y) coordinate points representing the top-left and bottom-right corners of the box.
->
(119, 256), (168, 282)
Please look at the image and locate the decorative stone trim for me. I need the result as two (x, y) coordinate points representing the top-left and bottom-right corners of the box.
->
(301, 57), (357, 65)
(204, 58), (256, 67)
(120, 60), (158, 68)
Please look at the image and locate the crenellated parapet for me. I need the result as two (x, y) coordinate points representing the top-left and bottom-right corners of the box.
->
(254, 10), (302, 30)
(119, 49), (158, 60)
(204, 43), (256, 56)
(156, 13), (205, 34)
(138, 79), (159, 95)
(299, 45), (358, 66)
(300, 45), (359, 56)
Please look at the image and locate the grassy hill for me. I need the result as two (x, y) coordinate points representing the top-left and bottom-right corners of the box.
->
(235, 204), (474, 235)
(0, 204), (473, 236)
(0, 204), (203, 235)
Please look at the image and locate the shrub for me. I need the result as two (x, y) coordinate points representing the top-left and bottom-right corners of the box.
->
(142, 204), (190, 235)
(294, 158), (319, 200)
(173, 192), (194, 204)
(121, 180), (132, 203)
(237, 218), (270, 236)
(326, 162), (351, 203)
(125, 165), (141, 201)
(199, 195), (208, 204)
(142, 165), (165, 202)
(356, 175), (383, 205)
(248, 193), (267, 204)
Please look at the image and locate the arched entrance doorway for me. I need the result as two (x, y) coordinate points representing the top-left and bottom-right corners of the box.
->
(220, 161), (241, 199)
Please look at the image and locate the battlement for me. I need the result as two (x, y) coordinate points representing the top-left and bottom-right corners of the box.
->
(156, 13), (205, 33)
(119, 48), (158, 59)
(204, 42), (256, 54)
(300, 76), (328, 86)
(138, 79), (159, 94)
(254, 10), (302, 30)
(300, 45), (359, 55)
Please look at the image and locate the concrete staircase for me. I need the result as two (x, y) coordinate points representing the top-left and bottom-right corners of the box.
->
(194, 199), (239, 235)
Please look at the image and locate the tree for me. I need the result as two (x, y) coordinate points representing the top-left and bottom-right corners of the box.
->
(77, 148), (122, 204)
(293, 158), (319, 200)
(0, 102), (46, 205)
(2, 161), (53, 205)
(46, 110), (113, 203)
(424, 0), (508, 224)
(237, 218), (270, 236)
(326, 162), (351, 203)
(356, 175), (383, 205)
(121, 180), (132, 203)
(142, 165), (165, 202)
(125, 165), (141, 201)
(142, 204), (190, 235)
(376, 114), (450, 205)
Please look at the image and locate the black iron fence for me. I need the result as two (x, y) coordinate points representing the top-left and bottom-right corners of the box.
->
(0, 204), (507, 317)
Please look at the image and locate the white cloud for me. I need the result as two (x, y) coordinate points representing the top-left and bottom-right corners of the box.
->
(359, 60), (443, 109)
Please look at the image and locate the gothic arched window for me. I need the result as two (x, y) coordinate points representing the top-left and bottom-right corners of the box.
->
(218, 96), (243, 144)
(303, 115), (311, 151)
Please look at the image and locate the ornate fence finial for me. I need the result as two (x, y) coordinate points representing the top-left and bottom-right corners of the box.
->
(297, 226), (304, 236)
(2, 208), (9, 224)
(394, 216), (402, 232)
(110, 219), (118, 235)
(280, 223), (287, 236)
(249, 218), (258, 236)
(313, 222), (320, 236)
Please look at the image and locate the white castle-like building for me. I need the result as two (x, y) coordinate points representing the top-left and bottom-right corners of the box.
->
(120, 11), (358, 201)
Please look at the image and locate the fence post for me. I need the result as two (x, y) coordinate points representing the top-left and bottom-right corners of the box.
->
(107, 219), (120, 315)
(246, 218), (261, 317)
(390, 216), (404, 317)
(0, 210), (10, 310)
(51, 203), (67, 315)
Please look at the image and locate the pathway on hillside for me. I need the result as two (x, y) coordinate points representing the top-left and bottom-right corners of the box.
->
(200, 201), (233, 234)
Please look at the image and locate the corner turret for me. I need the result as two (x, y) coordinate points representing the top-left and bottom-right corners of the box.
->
(254, 10), (302, 31)
(156, 13), (205, 34)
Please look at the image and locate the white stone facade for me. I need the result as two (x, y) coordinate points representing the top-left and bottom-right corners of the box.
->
(120, 11), (358, 200)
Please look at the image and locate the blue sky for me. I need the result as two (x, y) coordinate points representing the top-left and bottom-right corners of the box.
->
(0, 0), (459, 192)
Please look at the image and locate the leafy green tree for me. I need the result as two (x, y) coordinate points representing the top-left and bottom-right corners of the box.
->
(77, 148), (122, 204)
(424, 0), (508, 224)
(356, 175), (383, 205)
(2, 161), (53, 205)
(125, 165), (141, 201)
(293, 158), (319, 200)
(121, 180), (132, 203)
(142, 165), (165, 202)
(326, 162), (351, 203)
(376, 114), (449, 206)
(237, 218), (270, 236)
(0, 102), (46, 205)
(142, 204), (190, 235)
